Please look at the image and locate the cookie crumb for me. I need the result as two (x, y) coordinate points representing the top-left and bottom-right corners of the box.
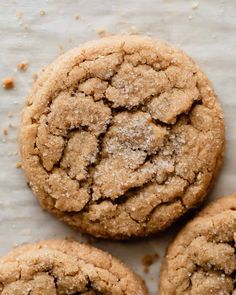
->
(23, 24), (30, 31)
(32, 72), (38, 82)
(2, 77), (14, 89)
(16, 11), (23, 20)
(39, 10), (46, 16)
(8, 111), (13, 118)
(9, 122), (16, 128)
(17, 60), (29, 71)
(3, 128), (8, 136)
(96, 27), (111, 38)
(59, 45), (65, 55)
(15, 161), (22, 169)
(142, 253), (159, 273)
(192, 2), (199, 9)
(75, 14), (80, 20)
(129, 25), (140, 35)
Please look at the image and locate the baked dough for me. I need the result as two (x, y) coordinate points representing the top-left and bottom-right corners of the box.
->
(159, 195), (236, 295)
(0, 239), (148, 294)
(20, 35), (225, 239)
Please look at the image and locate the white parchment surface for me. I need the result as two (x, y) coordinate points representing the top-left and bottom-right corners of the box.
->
(0, 0), (236, 294)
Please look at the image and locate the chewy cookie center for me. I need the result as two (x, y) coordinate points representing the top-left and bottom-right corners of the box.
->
(35, 55), (202, 212)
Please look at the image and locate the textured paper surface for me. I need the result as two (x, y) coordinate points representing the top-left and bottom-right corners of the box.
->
(0, 0), (236, 293)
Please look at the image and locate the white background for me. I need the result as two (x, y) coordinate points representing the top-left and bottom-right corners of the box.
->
(0, 0), (236, 294)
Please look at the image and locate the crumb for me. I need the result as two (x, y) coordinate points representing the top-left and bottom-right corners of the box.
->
(96, 27), (106, 38)
(32, 72), (38, 82)
(75, 14), (80, 20)
(40, 10), (46, 16)
(192, 2), (199, 9)
(2, 77), (14, 89)
(15, 161), (22, 169)
(96, 27), (113, 38)
(17, 60), (29, 71)
(8, 111), (13, 118)
(9, 122), (16, 128)
(3, 128), (8, 136)
(59, 45), (65, 55)
(129, 25), (140, 35)
(188, 15), (193, 20)
(142, 253), (159, 273)
(23, 24), (30, 31)
(16, 11), (23, 20)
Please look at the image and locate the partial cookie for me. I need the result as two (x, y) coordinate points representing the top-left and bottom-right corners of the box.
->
(0, 239), (148, 294)
(19, 35), (225, 239)
(159, 195), (236, 295)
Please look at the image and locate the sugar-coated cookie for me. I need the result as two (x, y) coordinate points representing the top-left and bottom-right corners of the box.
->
(0, 239), (148, 294)
(20, 36), (224, 239)
(160, 195), (236, 295)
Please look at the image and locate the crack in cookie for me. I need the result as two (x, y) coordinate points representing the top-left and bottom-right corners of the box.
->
(159, 195), (236, 295)
(0, 240), (148, 295)
(19, 36), (225, 239)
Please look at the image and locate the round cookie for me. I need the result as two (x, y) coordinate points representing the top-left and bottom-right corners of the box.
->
(159, 195), (236, 295)
(0, 239), (148, 294)
(19, 35), (225, 239)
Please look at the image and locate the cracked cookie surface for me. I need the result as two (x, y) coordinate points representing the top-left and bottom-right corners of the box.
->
(19, 35), (225, 239)
(0, 240), (148, 295)
(159, 195), (236, 295)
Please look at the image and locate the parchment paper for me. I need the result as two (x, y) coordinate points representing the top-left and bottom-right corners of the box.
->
(0, 0), (236, 293)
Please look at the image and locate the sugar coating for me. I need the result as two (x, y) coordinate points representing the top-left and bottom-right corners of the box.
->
(19, 35), (225, 239)
(159, 195), (236, 295)
(0, 240), (148, 294)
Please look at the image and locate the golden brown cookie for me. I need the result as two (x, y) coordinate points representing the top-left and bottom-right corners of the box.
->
(19, 35), (225, 239)
(159, 195), (236, 295)
(0, 239), (148, 294)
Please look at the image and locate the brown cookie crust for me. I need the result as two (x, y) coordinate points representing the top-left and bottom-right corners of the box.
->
(19, 35), (225, 239)
(0, 240), (148, 294)
(159, 195), (236, 295)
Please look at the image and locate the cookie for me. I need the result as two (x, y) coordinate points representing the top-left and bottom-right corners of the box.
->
(0, 239), (148, 294)
(159, 195), (236, 295)
(19, 35), (225, 239)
